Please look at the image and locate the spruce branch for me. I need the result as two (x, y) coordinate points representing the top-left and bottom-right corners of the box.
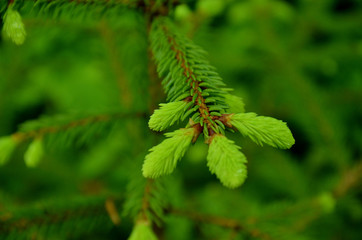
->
(0, 0), (142, 24)
(150, 17), (229, 136)
(144, 16), (295, 188)
(0, 195), (122, 238)
(12, 111), (146, 143)
(123, 177), (168, 229)
(125, 178), (167, 240)
(0, 112), (146, 166)
(170, 208), (274, 240)
(2, 0), (180, 22)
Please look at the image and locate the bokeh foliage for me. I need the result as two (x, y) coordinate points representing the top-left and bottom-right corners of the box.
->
(0, 0), (361, 239)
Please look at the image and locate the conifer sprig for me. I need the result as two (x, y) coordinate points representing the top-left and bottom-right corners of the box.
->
(144, 16), (295, 189)
(229, 113), (295, 149)
(0, 0), (172, 23)
(150, 17), (229, 136)
(0, 112), (145, 167)
(13, 112), (145, 144)
(123, 178), (167, 227)
(143, 127), (195, 178)
(207, 134), (247, 188)
(0, 195), (120, 239)
(148, 101), (188, 131)
(2, 3), (26, 45)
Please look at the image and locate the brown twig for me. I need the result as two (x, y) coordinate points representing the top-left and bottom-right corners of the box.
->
(105, 198), (121, 226)
(140, 179), (154, 220)
(333, 160), (362, 198)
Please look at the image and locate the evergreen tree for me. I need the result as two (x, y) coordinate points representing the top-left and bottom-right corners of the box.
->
(0, 0), (361, 239)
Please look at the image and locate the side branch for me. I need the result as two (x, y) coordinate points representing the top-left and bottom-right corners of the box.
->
(162, 26), (212, 128)
(0, 196), (122, 235)
(170, 208), (273, 240)
(12, 112), (146, 143)
(140, 179), (154, 221)
(11, 0), (177, 18)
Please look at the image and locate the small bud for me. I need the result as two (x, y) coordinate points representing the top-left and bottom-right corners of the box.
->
(24, 138), (44, 168)
(230, 113), (295, 149)
(149, 101), (188, 131)
(318, 192), (335, 214)
(207, 134), (247, 188)
(2, 6), (26, 45)
(128, 220), (158, 240)
(143, 128), (195, 178)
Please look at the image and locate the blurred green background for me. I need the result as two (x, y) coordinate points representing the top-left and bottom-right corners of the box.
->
(0, 0), (361, 239)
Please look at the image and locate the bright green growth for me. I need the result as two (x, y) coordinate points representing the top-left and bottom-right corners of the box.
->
(207, 134), (247, 188)
(224, 94), (245, 113)
(149, 101), (188, 131)
(128, 220), (158, 240)
(2, 5), (26, 45)
(142, 128), (195, 178)
(0, 136), (17, 165)
(318, 192), (336, 214)
(230, 113), (295, 149)
(150, 17), (229, 129)
(24, 138), (44, 168)
(145, 17), (295, 188)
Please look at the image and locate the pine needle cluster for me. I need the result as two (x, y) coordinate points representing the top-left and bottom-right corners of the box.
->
(145, 17), (294, 188)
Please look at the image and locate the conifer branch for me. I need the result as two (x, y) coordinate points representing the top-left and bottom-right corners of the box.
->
(125, 178), (166, 239)
(0, 0), (140, 23)
(16, 0), (139, 7)
(2, 0), (180, 21)
(140, 179), (153, 220)
(11, 112), (146, 143)
(145, 17), (295, 188)
(158, 22), (222, 135)
(163, 27), (211, 127)
(170, 208), (273, 240)
(150, 18), (231, 137)
(0, 195), (122, 238)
